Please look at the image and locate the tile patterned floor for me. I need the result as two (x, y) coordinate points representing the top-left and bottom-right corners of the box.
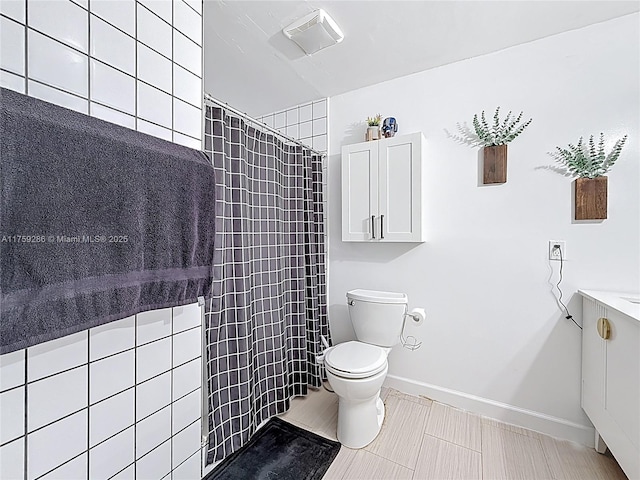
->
(278, 386), (628, 480)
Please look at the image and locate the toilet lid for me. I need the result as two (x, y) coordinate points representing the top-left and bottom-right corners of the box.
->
(324, 341), (387, 379)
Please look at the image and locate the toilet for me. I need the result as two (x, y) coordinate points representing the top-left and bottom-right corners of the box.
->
(323, 289), (408, 448)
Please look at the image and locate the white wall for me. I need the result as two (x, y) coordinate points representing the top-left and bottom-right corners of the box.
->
(0, 1), (205, 479)
(328, 13), (639, 444)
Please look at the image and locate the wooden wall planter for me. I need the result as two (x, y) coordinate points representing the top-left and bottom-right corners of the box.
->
(483, 145), (507, 184)
(575, 176), (607, 220)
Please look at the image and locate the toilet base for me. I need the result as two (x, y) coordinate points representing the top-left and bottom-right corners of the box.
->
(336, 392), (385, 449)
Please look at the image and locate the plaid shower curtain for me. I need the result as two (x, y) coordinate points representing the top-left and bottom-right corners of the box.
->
(203, 104), (329, 464)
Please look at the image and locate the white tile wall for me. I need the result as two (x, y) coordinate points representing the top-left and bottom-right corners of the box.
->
(138, 82), (173, 128)
(27, 331), (87, 382)
(173, 303), (202, 333)
(136, 405), (171, 459)
(172, 389), (201, 434)
(1, 17), (25, 74)
(1, 0), (204, 146)
(27, 366), (88, 432)
(90, 15), (135, 75)
(91, 59), (136, 114)
(1, 2), (204, 478)
(136, 371), (172, 420)
(27, 0), (88, 52)
(136, 3), (171, 58)
(0, 349), (25, 391)
(171, 421), (201, 469)
(137, 337), (172, 383)
(90, 0), (135, 37)
(137, 42), (172, 94)
(0, 0), (25, 23)
(172, 451), (200, 480)
(0, 387), (24, 443)
(172, 358), (201, 401)
(137, 308), (173, 345)
(28, 29), (88, 97)
(40, 453), (87, 480)
(173, 326), (201, 367)
(89, 426), (134, 480)
(28, 80), (89, 114)
(0, 69), (25, 93)
(1, 438), (24, 480)
(136, 439), (172, 480)
(90, 102), (136, 129)
(173, 29), (201, 76)
(138, 0), (172, 24)
(27, 410), (87, 480)
(89, 388), (135, 448)
(0, 304), (202, 480)
(257, 98), (328, 153)
(137, 118), (173, 141)
(90, 350), (135, 404)
(89, 315), (135, 362)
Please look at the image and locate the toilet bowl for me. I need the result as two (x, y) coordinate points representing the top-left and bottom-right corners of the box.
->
(324, 341), (390, 448)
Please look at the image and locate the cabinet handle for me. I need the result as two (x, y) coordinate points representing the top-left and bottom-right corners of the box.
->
(597, 317), (611, 340)
(371, 215), (376, 239)
(380, 215), (384, 239)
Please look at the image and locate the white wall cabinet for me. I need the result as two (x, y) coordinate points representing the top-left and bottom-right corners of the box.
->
(341, 132), (425, 242)
(579, 290), (639, 480)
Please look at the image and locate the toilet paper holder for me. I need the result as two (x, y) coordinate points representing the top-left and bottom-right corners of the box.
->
(401, 307), (426, 351)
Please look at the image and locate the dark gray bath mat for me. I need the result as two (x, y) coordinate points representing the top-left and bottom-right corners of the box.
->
(205, 417), (341, 480)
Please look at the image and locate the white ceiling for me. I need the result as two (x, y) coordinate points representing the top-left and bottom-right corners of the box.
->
(203, 1), (639, 117)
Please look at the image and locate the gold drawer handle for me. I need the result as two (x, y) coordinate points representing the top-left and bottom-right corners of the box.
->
(597, 317), (611, 340)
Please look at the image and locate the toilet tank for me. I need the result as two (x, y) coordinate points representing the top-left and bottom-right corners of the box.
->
(347, 289), (408, 347)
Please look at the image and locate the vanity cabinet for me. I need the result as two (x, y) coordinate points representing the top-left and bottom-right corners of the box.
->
(579, 290), (639, 480)
(341, 132), (426, 242)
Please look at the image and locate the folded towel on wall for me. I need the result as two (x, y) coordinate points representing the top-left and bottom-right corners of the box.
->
(0, 88), (216, 354)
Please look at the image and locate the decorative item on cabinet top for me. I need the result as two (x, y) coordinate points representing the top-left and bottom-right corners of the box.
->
(450, 107), (532, 185)
(551, 132), (628, 221)
(365, 114), (382, 141)
(382, 117), (398, 138)
(341, 132), (426, 243)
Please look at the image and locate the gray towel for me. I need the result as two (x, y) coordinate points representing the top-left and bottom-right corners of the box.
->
(0, 87), (215, 354)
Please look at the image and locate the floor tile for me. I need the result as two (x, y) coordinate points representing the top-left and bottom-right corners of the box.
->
(364, 393), (430, 469)
(280, 386), (338, 440)
(321, 446), (357, 480)
(424, 401), (482, 452)
(340, 449), (413, 480)
(539, 434), (628, 480)
(481, 424), (553, 480)
(414, 434), (481, 480)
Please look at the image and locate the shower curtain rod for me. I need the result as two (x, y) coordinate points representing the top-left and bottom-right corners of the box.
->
(204, 92), (326, 157)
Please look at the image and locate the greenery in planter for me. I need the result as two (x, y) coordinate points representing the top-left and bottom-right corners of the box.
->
(472, 107), (532, 146)
(552, 133), (628, 178)
(366, 114), (382, 127)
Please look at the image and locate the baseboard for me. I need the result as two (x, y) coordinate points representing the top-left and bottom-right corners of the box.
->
(383, 374), (594, 447)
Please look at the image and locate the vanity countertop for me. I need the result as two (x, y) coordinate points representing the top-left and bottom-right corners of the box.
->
(578, 290), (640, 322)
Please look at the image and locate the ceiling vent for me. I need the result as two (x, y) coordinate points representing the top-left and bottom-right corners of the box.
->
(282, 9), (344, 55)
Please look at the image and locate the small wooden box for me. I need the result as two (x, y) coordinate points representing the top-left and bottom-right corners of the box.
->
(575, 177), (607, 220)
(483, 145), (508, 184)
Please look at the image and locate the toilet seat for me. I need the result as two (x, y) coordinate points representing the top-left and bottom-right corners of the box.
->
(324, 341), (388, 379)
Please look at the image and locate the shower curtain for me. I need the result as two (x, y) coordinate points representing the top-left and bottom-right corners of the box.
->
(203, 104), (329, 464)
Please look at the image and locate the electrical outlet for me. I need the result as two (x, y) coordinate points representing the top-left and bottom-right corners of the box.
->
(549, 240), (566, 261)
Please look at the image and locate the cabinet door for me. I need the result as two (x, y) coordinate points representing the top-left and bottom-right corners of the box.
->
(378, 133), (425, 242)
(605, 310), (640, 478)
(341, 141), (378, 241)
(581, 298), (606, 418)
